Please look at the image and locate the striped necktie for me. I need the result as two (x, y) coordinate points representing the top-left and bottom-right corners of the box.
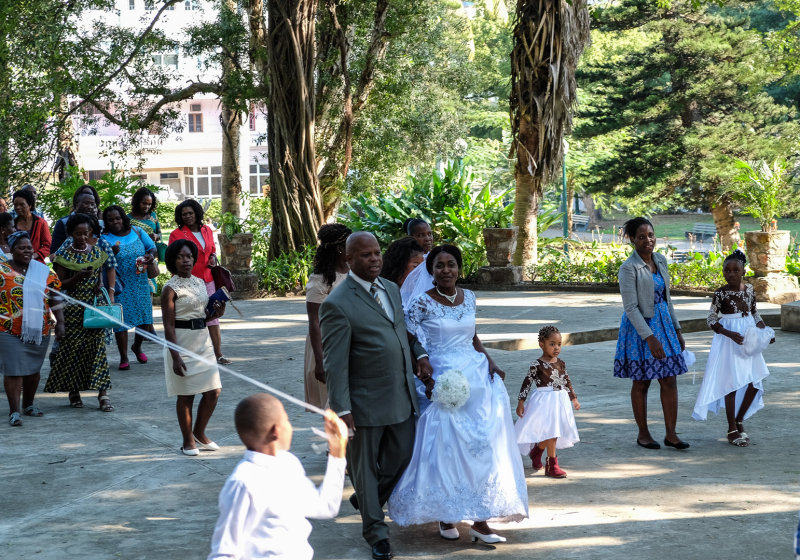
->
(370, 282), (387, 314)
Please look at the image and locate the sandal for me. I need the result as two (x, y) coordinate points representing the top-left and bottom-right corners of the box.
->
(9, 412), (22, 426)
(216, 356), (232, 365)
(736, 421), (749, 440)
(98, 395), (114, 412)
(69, 392), (84, 408)
(23, 405), (43, 417)
(727, 430), (748, 447)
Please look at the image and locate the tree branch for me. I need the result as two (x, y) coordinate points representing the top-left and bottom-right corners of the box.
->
(88, 81), (222, 128)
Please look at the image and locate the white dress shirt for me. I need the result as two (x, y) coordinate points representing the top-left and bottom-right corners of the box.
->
(348, 271), (394, 322)
(208, 450), (347, 560)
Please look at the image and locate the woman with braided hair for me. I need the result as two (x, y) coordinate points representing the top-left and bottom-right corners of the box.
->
(303, 223), (352, 408)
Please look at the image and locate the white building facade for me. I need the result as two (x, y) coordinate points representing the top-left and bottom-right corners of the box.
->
(75, 0), (268, 201)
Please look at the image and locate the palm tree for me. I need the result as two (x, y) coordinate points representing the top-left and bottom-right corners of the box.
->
(509, 0), (590, 268)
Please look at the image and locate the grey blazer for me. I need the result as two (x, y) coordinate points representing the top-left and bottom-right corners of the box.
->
(618, 250), (681, 340)
(320, 275), (424, 427)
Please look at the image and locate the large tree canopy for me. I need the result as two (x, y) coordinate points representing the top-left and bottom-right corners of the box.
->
(573, 0), (799, 247)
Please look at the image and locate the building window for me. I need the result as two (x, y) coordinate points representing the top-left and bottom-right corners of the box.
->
(183, 167), (195, 197)
(152, 52), (178, 69)
(144, 0), (154, 9)
(188, 112), (203, 133)
(185, 0), (199, 9)
(249, 105), (256, 131)
(249, 163), (269, 195)
(129, 0), (135, 9)
(194, 166), (222, 198)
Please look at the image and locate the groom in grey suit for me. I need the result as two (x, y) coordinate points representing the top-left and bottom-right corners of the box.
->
(321, 232), (433, 560)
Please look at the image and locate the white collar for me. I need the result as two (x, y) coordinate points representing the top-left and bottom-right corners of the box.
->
(349, 270), (385, 292)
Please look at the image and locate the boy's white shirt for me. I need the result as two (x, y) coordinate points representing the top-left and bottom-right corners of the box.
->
(208, 449), (346, 560)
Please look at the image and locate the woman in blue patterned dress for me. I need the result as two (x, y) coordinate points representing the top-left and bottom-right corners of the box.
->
(614, 217), (688, 450)
(46, 214), (113, 411)
(101, 205), (157, 370)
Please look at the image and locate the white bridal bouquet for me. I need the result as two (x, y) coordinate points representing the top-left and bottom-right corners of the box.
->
(432, 369), (470, 410)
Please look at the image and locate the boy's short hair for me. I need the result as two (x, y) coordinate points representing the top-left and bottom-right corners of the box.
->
(235, 394), (281, 448)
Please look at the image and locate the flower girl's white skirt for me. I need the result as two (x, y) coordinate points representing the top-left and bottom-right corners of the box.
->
(515, 388), (579, 454)
(692, 313), (770, 421)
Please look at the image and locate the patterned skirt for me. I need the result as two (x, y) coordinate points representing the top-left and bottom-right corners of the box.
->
(45, 302), (111, 393)
(613, 301), (687, 380)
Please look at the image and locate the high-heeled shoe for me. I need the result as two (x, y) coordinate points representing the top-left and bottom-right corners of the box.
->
(469, 528), (506, 544)
(439, 522), (459, 540)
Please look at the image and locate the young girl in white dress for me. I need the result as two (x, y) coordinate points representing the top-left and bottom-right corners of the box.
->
(692, 249), (773, 446)
(515, 326), (581, 478)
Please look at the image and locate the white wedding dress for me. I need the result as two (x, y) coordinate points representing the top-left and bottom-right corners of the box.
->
(387, 291), (529, 525)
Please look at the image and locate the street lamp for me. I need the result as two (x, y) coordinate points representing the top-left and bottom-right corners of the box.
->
(561, 139), (569, 258)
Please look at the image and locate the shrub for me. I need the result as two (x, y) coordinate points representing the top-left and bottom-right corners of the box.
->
(253, 245), (314, 294)
(340, 161), (513, 277)
(528, 244), (725, 291)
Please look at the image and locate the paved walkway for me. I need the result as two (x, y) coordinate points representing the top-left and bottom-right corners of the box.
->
(1, 291), (797, 559)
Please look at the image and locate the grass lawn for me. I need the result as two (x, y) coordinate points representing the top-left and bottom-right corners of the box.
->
(590, 214), (800, 241)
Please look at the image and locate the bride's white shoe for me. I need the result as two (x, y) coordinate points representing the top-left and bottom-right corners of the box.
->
(469, 528), (506, 543)
(439, 522), (459, 540)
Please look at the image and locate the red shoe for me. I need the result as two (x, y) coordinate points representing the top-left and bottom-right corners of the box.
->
(545, 456), (567, 478)
(528, 443), (544, 471)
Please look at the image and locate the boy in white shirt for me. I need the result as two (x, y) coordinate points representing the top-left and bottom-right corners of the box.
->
(208, 394), (348, 559)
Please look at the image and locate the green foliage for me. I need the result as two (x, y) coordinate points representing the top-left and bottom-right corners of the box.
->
(574, 0), (800, 212)
(37, 165), (159, 221)
(252, 246), (314, 294)
(340, 161), (513, 277)
(718, 159), (797, 231)
(528, 244), (725, 290)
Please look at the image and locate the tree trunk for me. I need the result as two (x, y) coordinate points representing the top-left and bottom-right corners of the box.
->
(267, 0), (324, 258)
(512, 170), (541, 271)
(315, 0), (390, 220)
(220, 101), (243, 217)
(55, 94), (79, 183)
(581, 192), (600, 227)
(709, 194), (739, 251)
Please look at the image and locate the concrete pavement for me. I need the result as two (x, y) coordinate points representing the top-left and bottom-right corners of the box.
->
(1, 291), (798, 559)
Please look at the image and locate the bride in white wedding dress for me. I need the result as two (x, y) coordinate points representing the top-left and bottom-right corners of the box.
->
(387, 245), (528, 543)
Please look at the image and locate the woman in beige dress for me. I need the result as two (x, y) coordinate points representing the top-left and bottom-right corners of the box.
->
(304, 224), (351, 408)
(161, 239), (226, 456)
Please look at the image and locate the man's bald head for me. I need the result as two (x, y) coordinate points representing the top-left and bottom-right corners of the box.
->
(345, 231), (378, 256)
(235, 393), (287, 451)
(345, 232), (383, 282)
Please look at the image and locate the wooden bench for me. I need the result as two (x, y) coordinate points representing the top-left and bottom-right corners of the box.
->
(672, 251), (691, 263)
(684, 223), (717, 241)
(572, 214), (590, 232)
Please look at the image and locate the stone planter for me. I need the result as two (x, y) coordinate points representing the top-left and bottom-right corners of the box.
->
(219, 232), (254, 273)
(483, 227), (517, 267)
(218, 232), (259, 295)
(744, 230), (790, 275)
(743, 230), (800, 303)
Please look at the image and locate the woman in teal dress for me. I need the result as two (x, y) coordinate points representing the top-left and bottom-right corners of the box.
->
(128, 186), (162, 292)
(46, 214), (113, 411)
(101, 205), (157, 370)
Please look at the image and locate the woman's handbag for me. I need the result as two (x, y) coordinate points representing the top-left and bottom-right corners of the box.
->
(156, 241), (168, 262)
(134, 227), (160, 279)
(211, 264), (235, 292)
(83, 287), (124, 329)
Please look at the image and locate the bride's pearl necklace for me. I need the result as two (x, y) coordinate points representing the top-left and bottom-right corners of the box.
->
(436, 286), (458, 304)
